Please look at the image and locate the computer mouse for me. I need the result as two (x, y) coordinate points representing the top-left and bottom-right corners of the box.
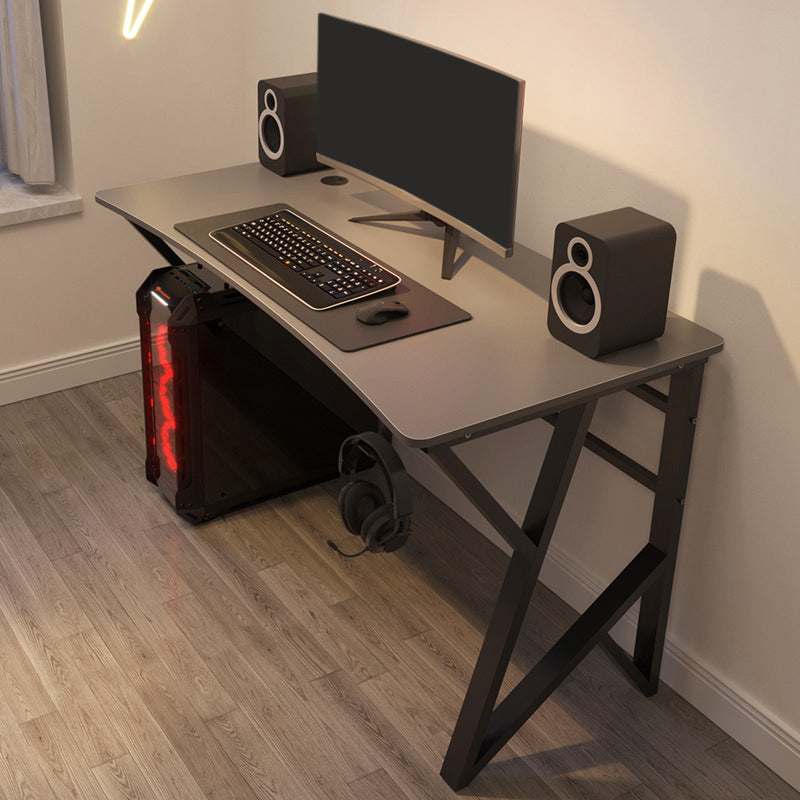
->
(356, 299), (410, 325)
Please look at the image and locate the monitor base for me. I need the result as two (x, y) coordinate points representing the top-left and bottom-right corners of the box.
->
(349, 210), (460, 280)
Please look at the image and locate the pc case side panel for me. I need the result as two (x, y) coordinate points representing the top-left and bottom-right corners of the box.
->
(226, 305), (378, 433)
(190, 292), (356, 522)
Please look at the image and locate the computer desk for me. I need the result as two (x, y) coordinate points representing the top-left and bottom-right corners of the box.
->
(97, 163), (724, 790)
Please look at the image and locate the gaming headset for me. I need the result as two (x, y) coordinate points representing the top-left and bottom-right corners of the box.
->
(332, 431), (412, 556)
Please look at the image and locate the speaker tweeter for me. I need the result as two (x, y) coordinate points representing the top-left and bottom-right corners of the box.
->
(547, 207), (676, 358)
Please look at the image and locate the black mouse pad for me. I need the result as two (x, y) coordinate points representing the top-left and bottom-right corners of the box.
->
(175, 204), (471, 352)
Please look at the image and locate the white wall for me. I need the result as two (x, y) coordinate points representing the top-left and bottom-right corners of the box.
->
(2, 0), (799, 789)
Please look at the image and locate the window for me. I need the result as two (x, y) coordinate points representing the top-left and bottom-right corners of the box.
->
(0, 0), (81, 227)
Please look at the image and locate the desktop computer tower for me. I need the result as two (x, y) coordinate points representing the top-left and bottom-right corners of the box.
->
(136, 265), (374, 523)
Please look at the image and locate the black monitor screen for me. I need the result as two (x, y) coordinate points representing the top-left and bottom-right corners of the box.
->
(316, 14), (524, 256)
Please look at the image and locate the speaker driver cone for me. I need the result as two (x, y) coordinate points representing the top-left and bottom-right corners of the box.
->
(551, 262), (602, 334)
(262, 115), (282, 155)
(559, 271), (595, 325)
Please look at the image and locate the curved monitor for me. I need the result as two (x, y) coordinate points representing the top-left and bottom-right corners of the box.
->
(316, 14), (524, 267)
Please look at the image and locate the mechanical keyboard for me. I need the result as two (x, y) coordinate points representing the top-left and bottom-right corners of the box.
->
(209, 208), (401, 310)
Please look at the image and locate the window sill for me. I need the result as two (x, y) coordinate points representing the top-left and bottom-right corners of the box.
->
(0, 167), (83, 227)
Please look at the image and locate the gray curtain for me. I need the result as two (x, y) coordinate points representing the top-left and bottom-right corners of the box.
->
(0, 0), (55, 185)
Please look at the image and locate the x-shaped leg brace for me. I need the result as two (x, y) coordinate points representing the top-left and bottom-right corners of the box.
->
(428, 364), (705, 789)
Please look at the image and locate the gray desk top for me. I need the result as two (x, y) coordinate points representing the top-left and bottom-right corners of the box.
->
(96, 163), (723, 448)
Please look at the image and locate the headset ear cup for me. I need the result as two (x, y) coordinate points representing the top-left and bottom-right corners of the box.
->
(381, 528), (409, 553)
(338, 480), (385, 536)
(361, 504), (396, 552)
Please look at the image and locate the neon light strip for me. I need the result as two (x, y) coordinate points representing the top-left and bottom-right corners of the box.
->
(123, 0), (155, 39)
(154, 323), (178, 473)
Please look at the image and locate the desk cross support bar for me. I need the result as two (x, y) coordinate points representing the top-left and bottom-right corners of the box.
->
(427, 362), (706, 790)
(130, 221), (186, 267)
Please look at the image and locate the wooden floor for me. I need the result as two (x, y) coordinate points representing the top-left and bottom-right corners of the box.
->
(0, 372), (796, 800)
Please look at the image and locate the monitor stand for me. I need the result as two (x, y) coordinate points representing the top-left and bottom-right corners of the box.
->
(349, 211), (460, 280)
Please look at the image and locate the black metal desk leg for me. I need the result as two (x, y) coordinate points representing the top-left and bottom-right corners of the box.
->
(129, 221), (186, 267)
(435, 400), (596, 790)
(601, 363), (706, 695)
(439, 551), (539, 789)
(633, 363), (705, 692)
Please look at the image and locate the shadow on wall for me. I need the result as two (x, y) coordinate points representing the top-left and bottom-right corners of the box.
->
(513, 126), (691, 306)
(671, 269), (800, 673)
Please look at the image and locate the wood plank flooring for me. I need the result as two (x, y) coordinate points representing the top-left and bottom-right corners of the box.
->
(0, 372), (796, 799)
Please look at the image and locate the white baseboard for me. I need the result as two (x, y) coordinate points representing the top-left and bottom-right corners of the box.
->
(399, 445), (800, 792)
(0, 338), (141, 406)
(543, 538), (800, 791)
